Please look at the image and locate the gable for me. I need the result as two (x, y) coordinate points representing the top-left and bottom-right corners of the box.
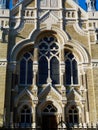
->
(38, 85), (62, 102)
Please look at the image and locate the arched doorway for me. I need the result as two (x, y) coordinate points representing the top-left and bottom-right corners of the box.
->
(42, 104), (58, 130)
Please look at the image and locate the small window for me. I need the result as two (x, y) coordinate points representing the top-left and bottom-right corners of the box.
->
(68, 106), (79, 124)
(65, 52), (78, 85)
(19, 52), (33, 85)
(20, 105), (32, 127)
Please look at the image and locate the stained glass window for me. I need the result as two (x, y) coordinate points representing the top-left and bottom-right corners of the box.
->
(65, 52), (78, 85)
(38, 57), (48, 84)
(19, 52), (33, 85)
(50, 57), (59, 84)
(38, 36), (59, 85)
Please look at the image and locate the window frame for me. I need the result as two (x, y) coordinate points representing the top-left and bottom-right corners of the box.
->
(19, 52), (33, 86)
(20, 105), (32, 127)
(38, 36), (60, 86)
(65, 52), (79, 86)
(68, 106), (79, 124)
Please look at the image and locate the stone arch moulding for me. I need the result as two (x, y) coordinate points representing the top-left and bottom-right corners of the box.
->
(10, 27), (69, 62)
(14, 88), (35, 107)
(10, 41), (34, 61)
(64, 40), (90, 64)
(37, 100), (62, 116)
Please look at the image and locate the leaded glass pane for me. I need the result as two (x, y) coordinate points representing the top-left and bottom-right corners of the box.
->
(68, 53), (74, 59)
(21, 115), (25, 123)
(27, 59), (33, 84)
(50, 57), (59, 84)
(26, 115), (31, 123)
(20, 59), (26, 84)
(43, 108), (49, 112)
(69, 115), (73, 123)
(50, 108), (56, 112)
(38, 57), (48, 84)
(65, 59), (71, 85)
(74, 115), (78, 123)
(24, 53), (30, 59)
(73, 59), (78, 84)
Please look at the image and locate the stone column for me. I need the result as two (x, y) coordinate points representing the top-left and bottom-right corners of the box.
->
(33, 69), (37, 86)
(62, 104), (65, 122)
(81, 104), (85, 123)
(33, 103), (37, 128)
(59, 0), (63, 29)
(35, 0), (38, 29)
(83, 72), (89, 123)
(34, 47), (38, 61)
(33, 47), (38, 86)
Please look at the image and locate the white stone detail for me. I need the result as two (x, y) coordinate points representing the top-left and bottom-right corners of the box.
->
(40, 0), (58, 7)
(0, 60), (7, 66)
(40, 11), (59, 29)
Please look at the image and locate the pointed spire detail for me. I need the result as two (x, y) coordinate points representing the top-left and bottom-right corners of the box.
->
(0, 0), (6, 9)
(86, 0), (96, 11)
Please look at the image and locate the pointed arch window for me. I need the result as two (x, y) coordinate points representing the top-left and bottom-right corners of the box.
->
(20, 105), (32, 127)
(19, 52), (33, 85)
(68, 106), (79, 124)
(38, 36), (60, 85)
(65, 52), (78, 85)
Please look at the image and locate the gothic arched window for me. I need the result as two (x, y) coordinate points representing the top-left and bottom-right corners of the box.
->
(20, 105), (32, 127)
(38, 36), (60, 85)
(65, 51), (78, 85)
(68, 106), (79, 124)
(19, 52), (33, 85)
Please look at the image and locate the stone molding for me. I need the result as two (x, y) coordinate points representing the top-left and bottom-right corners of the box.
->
(91, 60), (98, 68)
(0, 60), (7, 66)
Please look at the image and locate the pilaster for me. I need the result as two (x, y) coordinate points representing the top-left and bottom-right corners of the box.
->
(32, 102), (38, 128)
(5, 61), (17, 127)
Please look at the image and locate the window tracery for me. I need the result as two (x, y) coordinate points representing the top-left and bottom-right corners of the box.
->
(38, 36), (60, 85)
(43, 104), (57, 113)
(68, 106), (79, 124)
(20, 105), (32, 127)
